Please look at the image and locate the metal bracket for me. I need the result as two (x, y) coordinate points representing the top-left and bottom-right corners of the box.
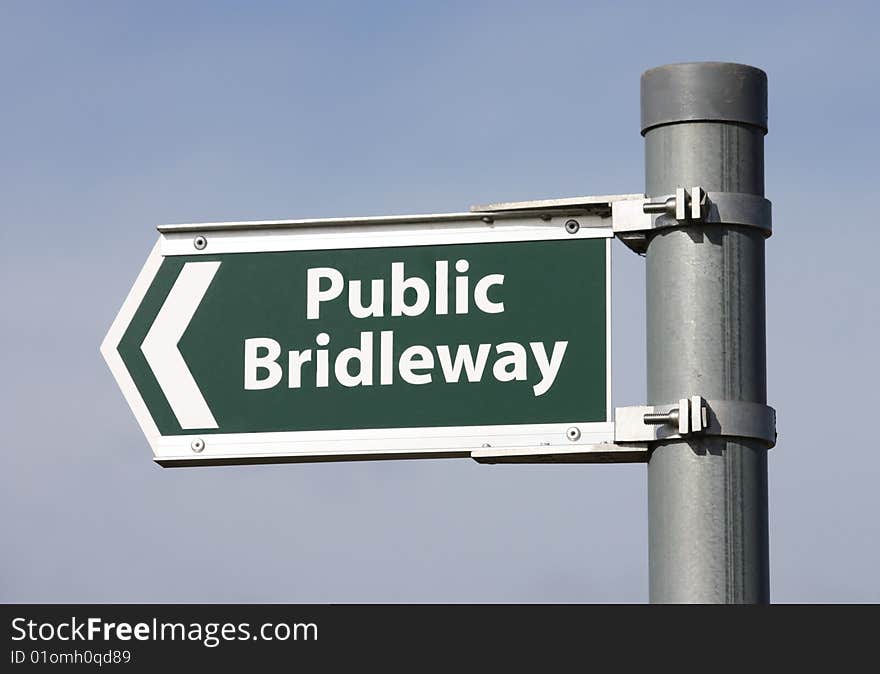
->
(471, 444), (647, 464)
(469, 193), (644, 221)
(466, 189), (771, 256)
(615, 396), (777, 447)
(470, 397), (775, 465)
(612, 187), (772, 254)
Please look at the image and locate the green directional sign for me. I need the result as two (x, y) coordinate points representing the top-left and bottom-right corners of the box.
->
(102, 212), (613, 465)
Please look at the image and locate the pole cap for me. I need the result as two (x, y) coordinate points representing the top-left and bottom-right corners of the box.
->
(641, 62), (767, 135)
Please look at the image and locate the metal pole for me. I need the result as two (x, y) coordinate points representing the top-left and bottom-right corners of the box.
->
(642, 63), (770, 603)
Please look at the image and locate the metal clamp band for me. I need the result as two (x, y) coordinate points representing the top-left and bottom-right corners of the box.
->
(615, 396), (777, 448)
(612, 188), (772, 254)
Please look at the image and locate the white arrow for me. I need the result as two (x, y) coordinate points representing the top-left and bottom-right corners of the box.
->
(141, 261), (221, 429)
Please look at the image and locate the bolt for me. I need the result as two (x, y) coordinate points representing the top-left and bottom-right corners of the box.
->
(190, 438), (205, 453)
(564, 219), (580, 234)
(643, 196), (677, 216)
(193, 235), (207, 250)
(644, 409), (680, 426)
(566, 427), (581, 441)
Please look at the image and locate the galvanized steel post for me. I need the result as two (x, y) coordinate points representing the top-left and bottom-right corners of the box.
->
(642, 63), (770, 603)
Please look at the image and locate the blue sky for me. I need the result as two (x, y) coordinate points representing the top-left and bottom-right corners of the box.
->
(2, 1), (878, 601)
